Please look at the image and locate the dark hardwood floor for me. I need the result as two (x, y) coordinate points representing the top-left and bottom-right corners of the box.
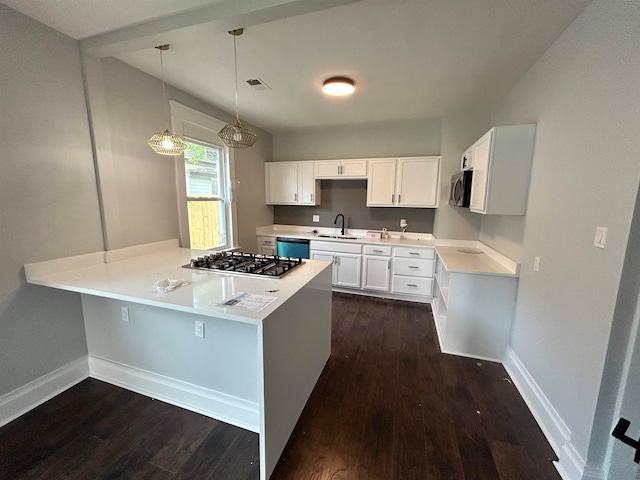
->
(0, 293), (560, 480)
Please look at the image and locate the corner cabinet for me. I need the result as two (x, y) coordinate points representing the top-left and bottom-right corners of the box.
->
(367, 157), (440, 208)
(468, 124), (536, 215)
(265, 161), (320, 205)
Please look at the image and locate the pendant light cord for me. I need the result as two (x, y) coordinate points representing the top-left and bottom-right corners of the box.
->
(233, 34), (239, 123)
(160, 47), (169, 130)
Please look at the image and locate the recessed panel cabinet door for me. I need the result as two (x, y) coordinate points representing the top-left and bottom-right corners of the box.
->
(362, 256), (391, 291)
(397, 157), (439, 207)
(333, 253), (361, 288)
(266, 162), (298, 204)
(469, 130), (493, 213)
(367, 159), (397, 206)
(298, 162), (317, 205)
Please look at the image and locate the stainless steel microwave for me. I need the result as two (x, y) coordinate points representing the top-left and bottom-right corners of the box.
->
(449, 170), (473, 207)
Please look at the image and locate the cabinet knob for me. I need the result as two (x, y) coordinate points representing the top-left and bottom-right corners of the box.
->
(294, 193), (298, 202)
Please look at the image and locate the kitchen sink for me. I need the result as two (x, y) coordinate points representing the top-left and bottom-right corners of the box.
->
(317, 234), (361, 240)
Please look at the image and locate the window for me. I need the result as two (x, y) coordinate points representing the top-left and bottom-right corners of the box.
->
(183, 140), (229, 250)
(170, 101), (237, 251)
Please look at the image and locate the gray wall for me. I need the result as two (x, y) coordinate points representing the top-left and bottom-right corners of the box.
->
(272, 118), (441, 232)
(86, 57), (273, 252)
(0, 6), (104, 395)
(274, 180), (435, 232)
(432, 107), (489, 241)
(487, 0), (640, 465)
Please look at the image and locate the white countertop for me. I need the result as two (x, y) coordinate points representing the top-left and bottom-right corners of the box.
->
(257, 225), (519, 277)
(25, 244), (332, 324)
(435, 246), (518, 277)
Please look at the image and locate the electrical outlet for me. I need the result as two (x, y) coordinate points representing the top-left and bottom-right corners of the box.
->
(195, 321), (204, 338)
(121, 306), (130, 322)
(313, 215), (320, 223)
(533, 256), (540, 272)
(400, 219), (407, 228)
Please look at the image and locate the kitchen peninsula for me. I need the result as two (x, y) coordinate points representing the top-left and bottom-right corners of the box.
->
(24, 239), (332, 480)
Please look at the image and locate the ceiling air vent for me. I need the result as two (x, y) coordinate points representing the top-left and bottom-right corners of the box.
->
(246, 78), (271, 91)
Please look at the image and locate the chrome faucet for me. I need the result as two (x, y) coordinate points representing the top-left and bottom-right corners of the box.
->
(334, 213), (345, 236)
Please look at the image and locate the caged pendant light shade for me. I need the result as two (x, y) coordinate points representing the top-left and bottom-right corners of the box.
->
(148, 45), (187, 156)
(218, 29), (258, 148)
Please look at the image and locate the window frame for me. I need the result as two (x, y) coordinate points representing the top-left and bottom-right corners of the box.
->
(170, 101), (238, 251)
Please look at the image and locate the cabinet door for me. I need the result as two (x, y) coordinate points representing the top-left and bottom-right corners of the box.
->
(367, 159), (397, 206)
(334, 253), (361, 288)
(315, 161), (341, 179)
(266, 162), (298, 204)
(469, 130), (493, 213)
(298, 162), (318, 205)
(362, 256), (391, 291)
(340, 159), (368, 178)
(397, 157), (439, 207)
(310, 251), (336, 283)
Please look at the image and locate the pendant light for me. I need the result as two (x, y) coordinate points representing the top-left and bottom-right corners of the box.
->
(148, 45), (187, 156)
(218, 29), (258, 148)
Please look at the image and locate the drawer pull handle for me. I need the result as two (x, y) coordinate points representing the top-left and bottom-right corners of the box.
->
(373, 249), (383, 253)
(407, 284), (418, 287)
(408, 266), (419, 269)
(409, 252), (420, 255)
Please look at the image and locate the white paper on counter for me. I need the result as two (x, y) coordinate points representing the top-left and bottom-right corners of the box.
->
(218, 292), (277, 312)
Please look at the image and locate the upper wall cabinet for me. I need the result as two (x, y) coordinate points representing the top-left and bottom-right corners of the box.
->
(367, 157), (440, 208)
(468, 124), (536, 215)
(265, 161), (320, 205)
(314, 159), (368, 179)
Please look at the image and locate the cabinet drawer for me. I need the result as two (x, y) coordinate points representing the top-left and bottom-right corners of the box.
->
(392, 275), (433, 296)
(363, 245), (392, 256)
(393, 258), (434, 277)
(262, 246), (275, 255)
(393, 246), (435, 259)
(262, 237), (275, 246)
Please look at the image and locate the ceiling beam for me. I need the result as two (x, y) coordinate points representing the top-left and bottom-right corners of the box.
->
(80, 0), (362, 57)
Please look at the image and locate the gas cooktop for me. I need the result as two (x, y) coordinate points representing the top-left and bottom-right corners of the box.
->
(183, 252), (304, 278)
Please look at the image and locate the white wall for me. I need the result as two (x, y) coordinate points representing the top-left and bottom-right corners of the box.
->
(487, 0), (640, 472)
(84, 57), (273, 252)
(0, 6), (104, 395)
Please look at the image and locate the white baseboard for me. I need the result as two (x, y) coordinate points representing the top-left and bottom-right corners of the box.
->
(88, 356), (259, 433)
(503, 347), (587, 480)
(0, 357), (89, 428)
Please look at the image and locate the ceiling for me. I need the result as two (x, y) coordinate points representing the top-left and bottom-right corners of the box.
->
(3, 0), (592, 134)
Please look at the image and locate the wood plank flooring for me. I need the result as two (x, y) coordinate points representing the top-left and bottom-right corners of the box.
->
(0, 293), (560, 480)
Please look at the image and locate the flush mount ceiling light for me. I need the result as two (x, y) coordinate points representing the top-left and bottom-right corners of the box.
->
(148, 45), (187, 156)
(218, 28), (258, 148)
(322, 76), (355, 96)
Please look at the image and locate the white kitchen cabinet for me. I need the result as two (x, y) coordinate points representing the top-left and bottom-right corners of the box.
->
(265, 161), (320, 205)
(310, 240), (362, 289)
(432, 253), (518, 362)
(256, 236), (276, 255)
(391, 246), (435, 297)
(367, 157), (440, 208)
(468, 124), (536, 215)
(314, 159), (368, 179)
(362, 245), (392, 292)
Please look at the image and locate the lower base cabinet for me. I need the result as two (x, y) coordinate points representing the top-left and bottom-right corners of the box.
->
(362, 245), (391, 292)
(310, 241), (362, 289)
(432, 253), (517, 362)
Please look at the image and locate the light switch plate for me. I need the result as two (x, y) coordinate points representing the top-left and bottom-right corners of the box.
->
(312, 215), (320, 222)
(533, 256), (540, 272)
(594, 226), (608, 249)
